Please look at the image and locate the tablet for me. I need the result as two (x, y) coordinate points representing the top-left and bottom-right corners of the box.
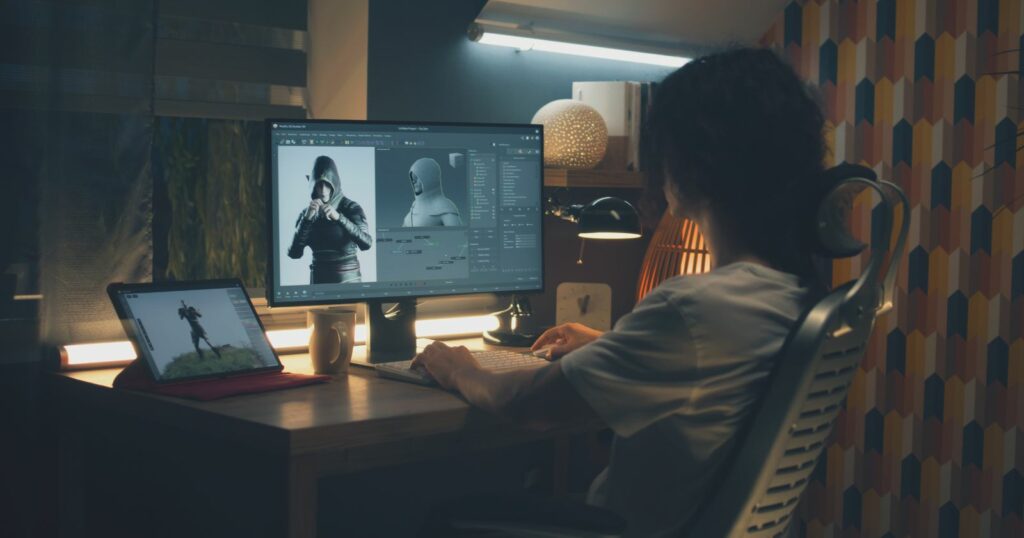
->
(107, 279), (283, 384)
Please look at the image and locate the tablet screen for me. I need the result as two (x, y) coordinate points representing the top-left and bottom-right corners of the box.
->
(110, 282), (282, 383)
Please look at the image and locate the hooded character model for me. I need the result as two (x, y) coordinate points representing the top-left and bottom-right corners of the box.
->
(402, 158), (463, 227)
(178, 300), (221, 359)
(288, 156), (373, 284)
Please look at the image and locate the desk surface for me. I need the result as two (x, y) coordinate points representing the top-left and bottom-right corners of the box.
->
(51, 339), (586, 463)
(51, 338), (601, 538)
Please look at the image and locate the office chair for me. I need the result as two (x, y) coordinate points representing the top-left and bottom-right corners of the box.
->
(433, 173), (909, 538)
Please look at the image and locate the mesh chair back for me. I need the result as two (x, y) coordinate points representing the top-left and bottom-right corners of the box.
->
(687, 178), (909, 538)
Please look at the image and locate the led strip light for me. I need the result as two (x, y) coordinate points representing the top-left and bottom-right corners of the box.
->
(60, 314), (500, 370)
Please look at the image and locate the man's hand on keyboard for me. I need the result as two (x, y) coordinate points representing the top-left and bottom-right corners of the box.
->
(531, 322), (603, 359)
(410, 341), (480, 390)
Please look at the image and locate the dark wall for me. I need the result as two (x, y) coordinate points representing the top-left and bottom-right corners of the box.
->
(366, 0), (673, 324)
(367, 0), (671, 124)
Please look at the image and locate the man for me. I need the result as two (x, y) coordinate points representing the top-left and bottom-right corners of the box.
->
(402, 157), (462, 227)
(178, 300), (220, 359)
(411, 48), (825, 537)
(288, 155), (373, 284)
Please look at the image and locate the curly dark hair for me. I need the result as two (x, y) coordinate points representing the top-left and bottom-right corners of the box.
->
(647, 47), (827, 279)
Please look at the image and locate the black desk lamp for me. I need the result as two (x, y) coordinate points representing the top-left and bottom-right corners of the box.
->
(547, 195), (642, 262)
(482, 196), (642, 346)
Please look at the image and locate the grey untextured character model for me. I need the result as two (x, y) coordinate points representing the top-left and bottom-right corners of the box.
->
(402, 157), (463, 227)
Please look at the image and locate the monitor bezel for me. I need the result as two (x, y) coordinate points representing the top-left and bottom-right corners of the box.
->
(264, 118), (545, 308)
(107, 278), (284, 384)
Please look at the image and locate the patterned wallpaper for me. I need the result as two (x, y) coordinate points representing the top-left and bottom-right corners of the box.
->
(761, 1), (1023, 536)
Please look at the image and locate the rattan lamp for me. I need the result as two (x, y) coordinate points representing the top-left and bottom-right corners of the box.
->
(636, 212), (711, 301)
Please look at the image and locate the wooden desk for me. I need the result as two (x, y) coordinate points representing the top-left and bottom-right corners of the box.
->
(50, 339), (598, 538)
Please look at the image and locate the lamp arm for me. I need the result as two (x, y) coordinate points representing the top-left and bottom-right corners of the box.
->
(544, 195), (584, 223)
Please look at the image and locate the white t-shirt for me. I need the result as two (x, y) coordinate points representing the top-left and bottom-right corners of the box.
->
(560, 262), (813, 537)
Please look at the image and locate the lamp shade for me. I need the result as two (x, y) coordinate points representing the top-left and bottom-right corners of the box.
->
(531, 99), (608, 169)
(577, 197), (641, 239)
(636, 212), (711, 301)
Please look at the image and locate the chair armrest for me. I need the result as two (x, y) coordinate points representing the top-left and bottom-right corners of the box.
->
(433, 493), (626, 538)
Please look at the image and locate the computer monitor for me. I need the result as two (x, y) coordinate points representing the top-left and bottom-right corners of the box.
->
(266, 119), (544, 360)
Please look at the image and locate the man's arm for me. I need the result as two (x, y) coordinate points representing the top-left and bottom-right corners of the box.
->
(454, 363), (599, 430)
(414, 291), (694, 437)
(411, 342), (599, 430)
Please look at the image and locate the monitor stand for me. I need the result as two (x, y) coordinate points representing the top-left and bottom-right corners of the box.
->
(482, 294), (538, 347)
(361, 299), (417, 364)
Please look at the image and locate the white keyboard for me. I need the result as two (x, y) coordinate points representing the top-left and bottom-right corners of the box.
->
(375, 349), (549, 386)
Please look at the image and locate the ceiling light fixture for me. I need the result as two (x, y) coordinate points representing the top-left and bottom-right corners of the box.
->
(468, 23), (690, 68)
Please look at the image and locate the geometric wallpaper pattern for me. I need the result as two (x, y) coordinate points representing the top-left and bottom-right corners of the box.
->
(762, 1), (1023, 536)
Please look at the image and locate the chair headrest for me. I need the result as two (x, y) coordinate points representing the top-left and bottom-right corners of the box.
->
(810, 164), (909, 320)
(809, 163), (877, 259)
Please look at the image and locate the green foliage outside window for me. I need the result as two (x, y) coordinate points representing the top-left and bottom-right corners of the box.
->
(158, 118), (266, 289)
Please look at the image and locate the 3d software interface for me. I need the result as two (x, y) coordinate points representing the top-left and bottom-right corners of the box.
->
(269, 122), (543, 304)
(115, 286), (280, 381)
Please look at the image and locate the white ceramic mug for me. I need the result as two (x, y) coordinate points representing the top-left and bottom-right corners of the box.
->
(308, 309), (355, 375)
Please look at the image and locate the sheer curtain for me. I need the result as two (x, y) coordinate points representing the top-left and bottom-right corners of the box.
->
(0, 0), (157, 345)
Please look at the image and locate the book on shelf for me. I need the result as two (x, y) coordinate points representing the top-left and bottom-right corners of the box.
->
(572, 80), (656, 172)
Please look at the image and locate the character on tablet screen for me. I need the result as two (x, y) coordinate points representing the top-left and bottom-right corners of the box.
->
(288, 156), (373, 284)
(178, 300), (221, 359)
(402, 158), (463, 226)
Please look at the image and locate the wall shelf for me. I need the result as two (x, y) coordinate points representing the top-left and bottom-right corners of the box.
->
(543, 168), (645, 189)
